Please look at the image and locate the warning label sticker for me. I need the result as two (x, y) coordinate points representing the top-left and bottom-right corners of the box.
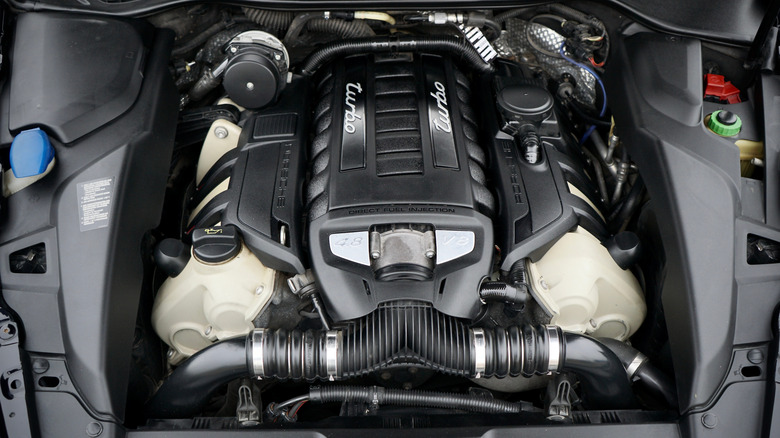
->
(77, 177), (114, 232)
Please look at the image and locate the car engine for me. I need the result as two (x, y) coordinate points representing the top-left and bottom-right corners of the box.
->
(146, 6), (650, 416)
(10, 1), (780, 435)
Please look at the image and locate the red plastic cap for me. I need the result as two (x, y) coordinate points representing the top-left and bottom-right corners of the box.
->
(704, 74), (741, 104)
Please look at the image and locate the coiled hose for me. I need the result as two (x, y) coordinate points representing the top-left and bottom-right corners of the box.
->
(147, 304), (635, 418)
(299, 35), (495, 76)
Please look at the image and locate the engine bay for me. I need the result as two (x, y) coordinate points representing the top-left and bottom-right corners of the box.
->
(1, 2), (779, 437)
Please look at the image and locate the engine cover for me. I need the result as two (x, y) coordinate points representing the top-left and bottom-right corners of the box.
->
(306, 54), (495, 321)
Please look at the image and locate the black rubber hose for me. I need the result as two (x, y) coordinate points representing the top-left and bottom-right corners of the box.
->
(299, 35), (495, 76)
(283, 12), (321, 44)
(282, 13), (374, 46)
(241, 8), (294, 31)
(147, 307), (636, 418)
(307, 18), (375, 39)
(309, 386), (523, 413)
(599, 338), (678, 408)
(561, 333), (636, 409)
(569, 100), (612, 128)
(609, 176), (645, 232)
(479, 282), (527, 306)
(146, 337), (249, 418)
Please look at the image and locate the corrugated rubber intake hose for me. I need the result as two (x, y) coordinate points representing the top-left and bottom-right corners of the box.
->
(146, 304), (635, 418)
(299, 35), (495, 76)
(241, 8), (294, 31)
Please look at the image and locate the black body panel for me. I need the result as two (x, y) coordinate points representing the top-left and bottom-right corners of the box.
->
(605, 29), (780, 430)
(0, 14), (177, 423)
(9, 13), (151, 143)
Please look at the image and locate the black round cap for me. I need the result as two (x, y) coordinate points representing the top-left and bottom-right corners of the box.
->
(223, 49), (280, 109)
(603, 231), (642, 270)
(497, 84), (554, 123)
(192, 225), (241, 264)
(716, 110), (738, 125)
(155, 239), (190, 277)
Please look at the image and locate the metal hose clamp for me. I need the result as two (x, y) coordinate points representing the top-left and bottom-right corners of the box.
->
(472, 328), (486, 378)
(545, 326), (562, 372)
(251, 329), (265, 377)
(626, 352), (648, 379)
(326, 330), (340, 381)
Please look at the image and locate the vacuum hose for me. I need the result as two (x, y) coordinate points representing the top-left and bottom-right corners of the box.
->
(299, 35), (495, 76)
(147, 304), (634, 418)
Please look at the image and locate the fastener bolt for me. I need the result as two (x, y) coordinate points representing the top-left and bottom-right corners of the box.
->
(214, 126), (229, 139)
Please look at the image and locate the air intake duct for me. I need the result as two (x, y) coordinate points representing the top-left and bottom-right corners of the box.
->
(147, 303), (634, 418)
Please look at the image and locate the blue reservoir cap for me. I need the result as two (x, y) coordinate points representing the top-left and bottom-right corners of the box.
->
(10, 128), (55, 178)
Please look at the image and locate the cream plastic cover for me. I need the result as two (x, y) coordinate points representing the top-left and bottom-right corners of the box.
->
(152, 243), (276, 364)
(526, 227), (646, 340)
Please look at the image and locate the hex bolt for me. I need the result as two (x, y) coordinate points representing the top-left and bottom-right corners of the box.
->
(214, 126), (229, 139)
(246, 82), (255, 91)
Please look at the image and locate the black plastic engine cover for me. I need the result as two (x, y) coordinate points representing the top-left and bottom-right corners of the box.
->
(187, 78), (310, 273)
(306, 54), (495, 322)
(478, 62), (608, 272)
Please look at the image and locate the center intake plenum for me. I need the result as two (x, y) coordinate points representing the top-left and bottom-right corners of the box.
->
(147, 304), (635, 418)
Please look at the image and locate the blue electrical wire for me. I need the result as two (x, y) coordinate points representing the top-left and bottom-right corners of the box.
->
(558, 43), (607, 144)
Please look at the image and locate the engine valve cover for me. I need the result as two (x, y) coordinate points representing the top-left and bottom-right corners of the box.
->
(306, 54), (495, 321)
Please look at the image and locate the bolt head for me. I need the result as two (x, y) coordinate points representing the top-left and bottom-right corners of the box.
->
(167, 350), (175, 358)
(32, 359), (50, 374)
(701, 413), (718, 429)
(425, 250), (436, 259)
(204, 326), (212, 336)
(86, 422), (103, 437)
(246, 82), (255, 91)
(255, 286), (264, 295)
(230, 46), (238, 53)
(214, 126), (229, 139)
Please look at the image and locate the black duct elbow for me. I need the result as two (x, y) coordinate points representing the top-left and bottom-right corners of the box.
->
(147, 305), (635, 419)
(146, 337), (250, 419)
(599, 337), (678, 408)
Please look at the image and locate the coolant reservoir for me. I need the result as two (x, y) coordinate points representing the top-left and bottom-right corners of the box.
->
(152, 227), (276, 364)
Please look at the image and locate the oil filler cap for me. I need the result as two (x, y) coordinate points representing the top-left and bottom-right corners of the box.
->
(708, 110), (742, 137)
(10, 128), (54, 178)
(192, 225), (241, 264)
